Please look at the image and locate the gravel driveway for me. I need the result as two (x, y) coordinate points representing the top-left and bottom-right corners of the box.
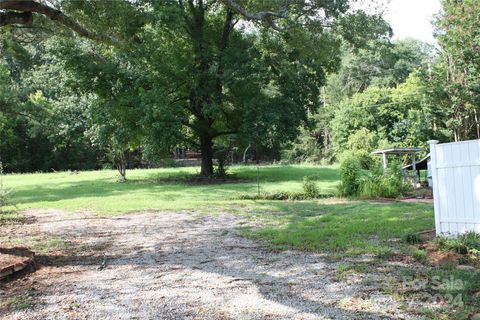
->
(0, 209), (423, 320)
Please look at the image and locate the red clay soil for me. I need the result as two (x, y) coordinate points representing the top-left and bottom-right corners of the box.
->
(418, 242), (463, 267)
(0, 247), (35, 279)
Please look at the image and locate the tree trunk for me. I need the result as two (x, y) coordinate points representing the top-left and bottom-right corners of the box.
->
(200, 134), (214, 177)
(116, 151), (127, 182)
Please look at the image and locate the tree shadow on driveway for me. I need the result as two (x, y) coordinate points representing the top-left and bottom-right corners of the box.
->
(1, 209), (405, 319)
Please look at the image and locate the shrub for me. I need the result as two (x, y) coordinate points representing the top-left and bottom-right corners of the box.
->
(337, 155), (362, 197)
(338, 154), (411, 198)
(359, 168), (410, 199)
(302, 176), (319, 198)
(338, 150), (376, 170)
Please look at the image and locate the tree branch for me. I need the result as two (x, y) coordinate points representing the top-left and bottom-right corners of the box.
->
(0, 0), (115, 43)
(220, 0), (287, 31)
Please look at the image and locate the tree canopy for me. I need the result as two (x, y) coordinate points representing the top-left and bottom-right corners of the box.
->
(2, 0), (479, 176)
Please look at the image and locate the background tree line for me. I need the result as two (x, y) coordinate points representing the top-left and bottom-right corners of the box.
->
(0, 0), (479, 178)
(284, 0), (480, 163)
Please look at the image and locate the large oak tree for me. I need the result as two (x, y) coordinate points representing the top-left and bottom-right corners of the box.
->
(2, 0), (390, 177)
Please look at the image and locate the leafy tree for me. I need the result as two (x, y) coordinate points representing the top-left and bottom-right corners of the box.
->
(325, 38), (433, 101)
(0, 29), (103, 172)
(432, 0), (480, 141)
(48, 0), (391, 177)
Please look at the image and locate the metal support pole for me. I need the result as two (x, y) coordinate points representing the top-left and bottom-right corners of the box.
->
(412, 152), (417, 187)
(382, 152), (388, 173)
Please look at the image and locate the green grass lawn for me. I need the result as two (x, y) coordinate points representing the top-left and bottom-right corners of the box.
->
(3, 164), (339, 213)
(238, 200), (434, 256)
(2, 164), (434, 256)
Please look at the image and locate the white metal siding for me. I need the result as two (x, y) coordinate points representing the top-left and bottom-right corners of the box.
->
(429, 139), (480, 235)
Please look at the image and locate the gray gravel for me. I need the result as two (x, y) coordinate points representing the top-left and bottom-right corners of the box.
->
(1, 209), (425, 320)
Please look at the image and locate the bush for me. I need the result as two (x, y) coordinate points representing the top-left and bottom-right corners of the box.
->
(338, 155), (410, 198)
(337, 156), (362, 197)
(359, 168), (410, 199)
(302, 176), (319, 198)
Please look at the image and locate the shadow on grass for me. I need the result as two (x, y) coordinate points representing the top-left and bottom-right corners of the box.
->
(240, 200), (435, 255)
(11, 166), (340, 206)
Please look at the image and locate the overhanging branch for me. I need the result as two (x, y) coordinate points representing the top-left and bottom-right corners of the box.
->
(0, 0), (115, 43)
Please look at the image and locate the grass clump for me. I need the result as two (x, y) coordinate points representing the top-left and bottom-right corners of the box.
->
(1, 296), (34, 311)
(403, 232), (423, 245)
(237, 191), (334, 201)
(336, 263), (371, 280)
(411, 248), (428, 262)
(435, 232), (480, 255)
(33, 238), (70, 253)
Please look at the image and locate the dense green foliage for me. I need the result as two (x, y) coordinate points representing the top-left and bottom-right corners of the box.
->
(0, 0), (392, 177)
(2, 0), (480, 181)
(337, 151), (410, 198)
(284, 0), (480, 164)
(1, 0), (391, 176)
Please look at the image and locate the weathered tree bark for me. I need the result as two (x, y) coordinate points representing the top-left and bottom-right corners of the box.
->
(116, 155), (127, 182)
(199, 134), (214, 177)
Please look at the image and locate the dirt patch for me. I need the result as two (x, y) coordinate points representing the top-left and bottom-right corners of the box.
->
(417, 242), (464, 267)
(0, 209), (427, 319)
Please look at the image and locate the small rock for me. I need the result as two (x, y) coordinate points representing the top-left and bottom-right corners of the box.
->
(456, 265), (476, 271)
